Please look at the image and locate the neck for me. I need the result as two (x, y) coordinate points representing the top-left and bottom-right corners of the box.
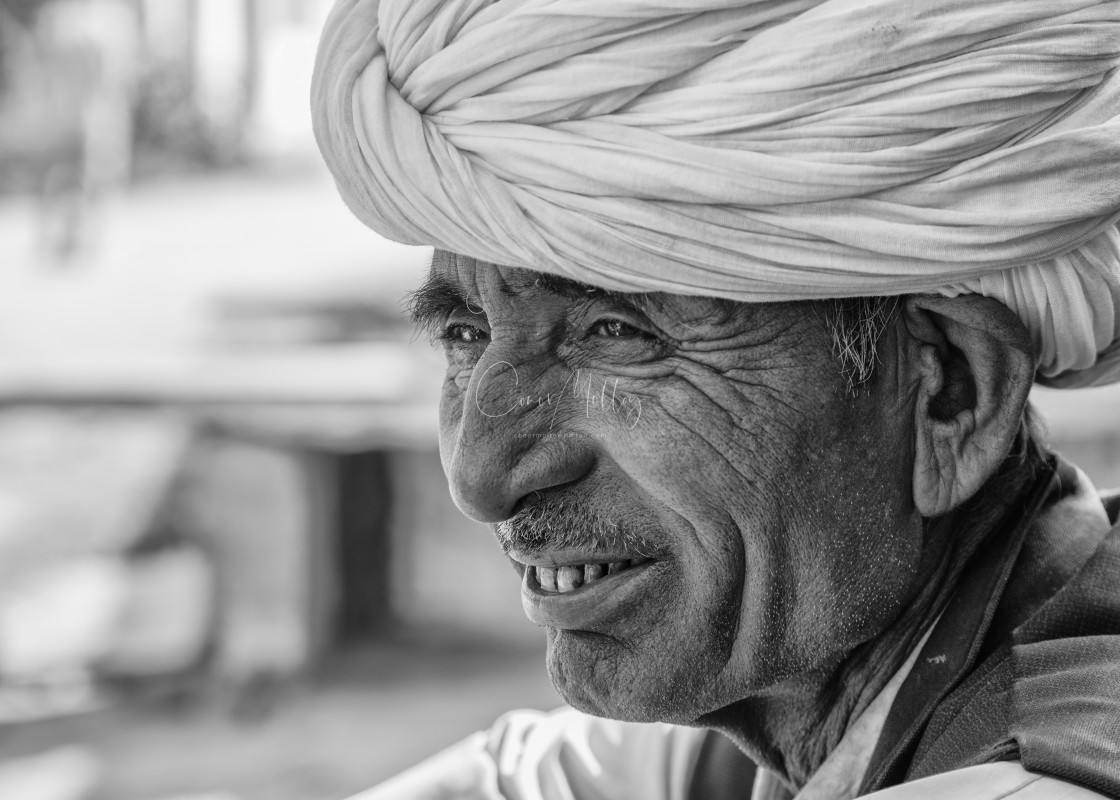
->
(702, 449), (1046, 790)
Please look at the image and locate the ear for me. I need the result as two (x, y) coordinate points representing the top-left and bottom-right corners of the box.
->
(903, 294), (1036, 516)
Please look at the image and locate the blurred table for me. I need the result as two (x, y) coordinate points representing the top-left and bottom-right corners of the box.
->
(0, 341), (442, 450)
(0, 340), (445, 700)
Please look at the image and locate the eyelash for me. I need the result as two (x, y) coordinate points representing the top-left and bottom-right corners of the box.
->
(436, 318), (653, 346)
(589, 319), (650, 339)
(437, 323), (488, 344)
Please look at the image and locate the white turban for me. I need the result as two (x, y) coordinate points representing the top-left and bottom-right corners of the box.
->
(312, 0), (1120, 388)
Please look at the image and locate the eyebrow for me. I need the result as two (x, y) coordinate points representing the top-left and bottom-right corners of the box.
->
(407, 272), (469, 337)
(531, 275), (749, 335)
(527, 273), (656, 319)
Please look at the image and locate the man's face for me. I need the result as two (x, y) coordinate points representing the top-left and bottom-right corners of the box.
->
(416, 253), (925, 725)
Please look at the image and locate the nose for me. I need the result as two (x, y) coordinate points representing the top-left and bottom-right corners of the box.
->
(441, 360), (594, 523)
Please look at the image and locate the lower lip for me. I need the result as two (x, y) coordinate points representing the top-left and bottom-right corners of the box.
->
(521, 561), (659, 630)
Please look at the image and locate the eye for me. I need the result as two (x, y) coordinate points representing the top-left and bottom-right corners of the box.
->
(590, 319), (648, 339)
(440, 323), (489, 344)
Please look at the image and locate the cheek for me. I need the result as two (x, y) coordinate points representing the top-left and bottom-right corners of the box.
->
(784, 470), (922, 654)
(437, 379), (465, 472)
(607, 375), (769, 523)
(594, 369), (918, 689)
(600, 375), (794, 611)
(737, 409), (922, 671)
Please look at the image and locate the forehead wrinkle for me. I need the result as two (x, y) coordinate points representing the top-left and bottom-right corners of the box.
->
(653, 294), (741, 332)
(441, 257), (657, 322)
(526, 272), (658, 320)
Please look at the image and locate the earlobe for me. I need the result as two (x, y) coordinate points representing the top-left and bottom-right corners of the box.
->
(905, 295), (1036, 516)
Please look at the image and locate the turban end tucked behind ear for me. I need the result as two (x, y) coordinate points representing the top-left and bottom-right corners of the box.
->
(939, 225), (1120, 388)
(312, 0), (1120, 387)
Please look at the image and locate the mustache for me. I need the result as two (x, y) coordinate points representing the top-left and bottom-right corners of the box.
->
(495, 494), (659, 560)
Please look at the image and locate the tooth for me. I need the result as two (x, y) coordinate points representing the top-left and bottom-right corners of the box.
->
(584, 564), (605, 583)
(608, 561), (628, 575)
(538, 566), (558, 592)
(558, 566), (583, 592)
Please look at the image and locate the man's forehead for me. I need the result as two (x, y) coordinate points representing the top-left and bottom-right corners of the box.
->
(428, 250), (739, 324)
(433, 250), (623, 299)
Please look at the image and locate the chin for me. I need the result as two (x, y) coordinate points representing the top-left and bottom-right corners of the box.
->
(543, 628), (724, 726)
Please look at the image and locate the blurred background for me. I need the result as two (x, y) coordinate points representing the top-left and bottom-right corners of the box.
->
(0, 1), (559, 798)
(0, 1), (1116, 799)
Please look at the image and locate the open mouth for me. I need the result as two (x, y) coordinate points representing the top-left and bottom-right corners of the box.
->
(521, 556), (660, 629)
(531, 559), (651, 594)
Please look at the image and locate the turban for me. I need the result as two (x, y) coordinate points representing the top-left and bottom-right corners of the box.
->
(312, 0), (1120, 388)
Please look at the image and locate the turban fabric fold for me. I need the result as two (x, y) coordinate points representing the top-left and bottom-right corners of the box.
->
(312, 0), (1120, 387)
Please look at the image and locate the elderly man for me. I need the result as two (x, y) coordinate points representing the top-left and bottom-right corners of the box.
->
(311, 0), (1120, 797)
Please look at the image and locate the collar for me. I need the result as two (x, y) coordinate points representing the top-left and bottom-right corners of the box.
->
(789, 619), (941, 800)
(861, 455), (1112, 792)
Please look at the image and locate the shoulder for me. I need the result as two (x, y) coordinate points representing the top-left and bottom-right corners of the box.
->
(1009, 514), (1120, 795)
(864, 763), (1115, 800)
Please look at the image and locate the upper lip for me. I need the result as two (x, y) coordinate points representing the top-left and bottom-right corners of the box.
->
(506, 548), (654, 569)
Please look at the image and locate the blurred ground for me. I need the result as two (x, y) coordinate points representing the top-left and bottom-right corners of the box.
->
(0, 634), (560, 800)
